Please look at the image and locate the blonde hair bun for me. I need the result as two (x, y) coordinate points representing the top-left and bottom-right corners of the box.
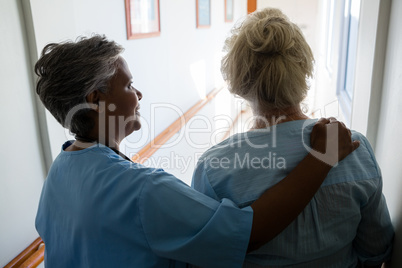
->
(245, 9), (295, 55)
(221, 8), (314, 109)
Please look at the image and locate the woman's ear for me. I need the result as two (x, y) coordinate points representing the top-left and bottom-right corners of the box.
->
(86, 90), (100, 104)
(86, 90), (102, 112)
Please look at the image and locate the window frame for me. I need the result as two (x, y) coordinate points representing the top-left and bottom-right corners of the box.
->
(336, 0), (361, 126)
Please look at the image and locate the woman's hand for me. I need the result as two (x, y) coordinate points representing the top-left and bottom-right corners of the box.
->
(310, 117), (360, 167)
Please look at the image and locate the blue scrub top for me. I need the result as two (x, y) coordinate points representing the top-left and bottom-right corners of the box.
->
(35, 141), (253, 267)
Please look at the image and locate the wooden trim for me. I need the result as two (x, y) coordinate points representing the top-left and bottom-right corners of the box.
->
(4, 237), (43, 268)
(132, 87), (222, 163)
(247, 0), (257, 14)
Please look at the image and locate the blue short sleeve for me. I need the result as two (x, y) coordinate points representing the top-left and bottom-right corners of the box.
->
(138, 169), (253, 268)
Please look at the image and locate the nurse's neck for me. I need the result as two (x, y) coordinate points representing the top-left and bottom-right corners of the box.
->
(64, 127), (122, 152)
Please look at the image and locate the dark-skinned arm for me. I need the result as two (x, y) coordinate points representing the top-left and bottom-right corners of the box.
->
(247, 118), (360, 252)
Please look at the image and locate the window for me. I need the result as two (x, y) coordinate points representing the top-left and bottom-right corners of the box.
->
(337, 0), (361, 125)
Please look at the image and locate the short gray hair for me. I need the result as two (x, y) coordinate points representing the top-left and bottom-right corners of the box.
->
(221, 8), (314, 109)
(35, 34), (124, 137)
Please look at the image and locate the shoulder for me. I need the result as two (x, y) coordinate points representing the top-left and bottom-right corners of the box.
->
(324, 131), (381, 187)
(350, 131), (379, 173)
(54, 144), (177, 190)
(351, 131), (376, 159)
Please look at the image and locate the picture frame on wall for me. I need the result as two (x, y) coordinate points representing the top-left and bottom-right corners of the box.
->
(225, 0), (234, 22)
(196, 0), (211, 28)
(125, 0), (160, 39)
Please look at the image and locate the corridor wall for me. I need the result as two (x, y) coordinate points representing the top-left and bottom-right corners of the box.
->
(375, 0), (402, 266)
(29, 0), (248, 160)
(0, 0), (45, 266)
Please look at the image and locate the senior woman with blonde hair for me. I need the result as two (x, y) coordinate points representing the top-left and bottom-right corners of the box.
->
(192, 8), (394, 268)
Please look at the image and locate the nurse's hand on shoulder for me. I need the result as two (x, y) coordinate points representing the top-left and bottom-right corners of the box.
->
(310, 117), (360, 167)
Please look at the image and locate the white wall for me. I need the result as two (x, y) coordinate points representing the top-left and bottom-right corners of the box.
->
(0, 0), (46, 266)
(350, 0), (390, 147)
(29, 0), (248, 159)
(375, 0), (402, 266)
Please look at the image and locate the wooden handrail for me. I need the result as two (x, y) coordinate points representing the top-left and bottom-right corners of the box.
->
(4, 237), (44, 268)
(5, 86), (225, 268)
(19, 244), (44, 268)
(132, 87), (222, 163)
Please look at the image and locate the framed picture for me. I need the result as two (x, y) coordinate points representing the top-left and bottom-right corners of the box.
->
(225, 0), (234, 22)
(196, 0), (211, 28)
(125, 0), (161, 39)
